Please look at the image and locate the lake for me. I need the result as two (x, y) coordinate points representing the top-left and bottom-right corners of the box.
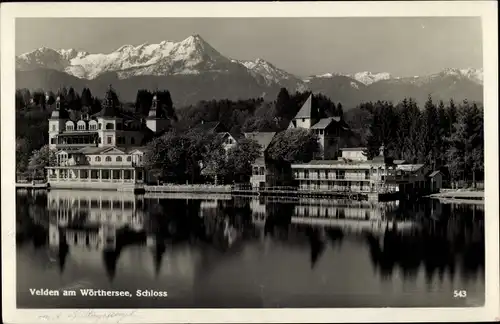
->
(16, 189), (485, 308)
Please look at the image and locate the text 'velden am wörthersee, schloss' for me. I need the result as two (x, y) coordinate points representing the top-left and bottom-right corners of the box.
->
(29, 288), (168, 297)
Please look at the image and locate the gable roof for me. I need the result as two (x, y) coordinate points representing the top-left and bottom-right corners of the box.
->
(428, 170), (442, 177)
(244, 132), (276, 152)
(194, 121), (226, 133)
(397, 164), (425, 172)
(294, 94), (313, 119)
(311, 117), (339, 130)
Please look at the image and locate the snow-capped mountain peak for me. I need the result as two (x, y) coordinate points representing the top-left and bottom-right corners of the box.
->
(307, 71), (391, 85)
(16, 35), (235, 80)
(350, 71), (392, 85)
(235, 57), (306, 91)
(440, 67), (483, 84)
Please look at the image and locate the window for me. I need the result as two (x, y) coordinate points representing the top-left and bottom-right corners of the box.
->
(302, 118), (305, 122)
(337, 170), (345, 180)
(130, 137), (135, 145)
(86, 156), (91, 161)
(107, 136), (112, 144)
(105, 156), (112, 162)
(126, 156), (132, 162)
(50, 138), (56, 144)
(52, 125), (56, 131)
(139, 156), (143, 162)
(116, 156), (122, 162)
(95, 156), (101, 162)
(77, 123), (86, 130)
(106, 123), (114, 130)
(304, 170), (309, 179)
(66, 125), (74, 131)
(116, 123), (122, 130)
(319, 130), (323, 135)
(98, 123), (102, 130)
(365, 170), (370, 180)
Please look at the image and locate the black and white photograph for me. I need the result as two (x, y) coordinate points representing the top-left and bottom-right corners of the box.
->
(1, 1), (499, 323)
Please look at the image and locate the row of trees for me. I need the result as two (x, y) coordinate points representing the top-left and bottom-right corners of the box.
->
(142, 127), (321, 185)
(16, 84), (484, 187)
(362, 96), (484, 186)
(142, 129), (262, 184)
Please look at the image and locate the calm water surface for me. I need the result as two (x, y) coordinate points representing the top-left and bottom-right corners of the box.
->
(16, 190), (485, 308)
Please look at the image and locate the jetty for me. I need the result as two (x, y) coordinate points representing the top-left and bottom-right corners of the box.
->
(429, 190), (484, 200)
(15, 182), (49, 189)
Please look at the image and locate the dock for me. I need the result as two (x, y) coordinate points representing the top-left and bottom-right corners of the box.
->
(429, 190), (484, 200)
(15, 182), (49, 189)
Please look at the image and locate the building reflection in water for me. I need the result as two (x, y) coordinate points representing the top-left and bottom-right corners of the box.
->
(17, 190), (484, 289)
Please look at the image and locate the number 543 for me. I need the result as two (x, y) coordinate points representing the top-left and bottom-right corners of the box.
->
(454, 290), (467, 298)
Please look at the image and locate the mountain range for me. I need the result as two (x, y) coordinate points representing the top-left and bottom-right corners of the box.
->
(16, 35), (483, 108)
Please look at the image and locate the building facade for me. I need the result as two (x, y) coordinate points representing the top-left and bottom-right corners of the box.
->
(291, 147), (428, 195)
(246, 132), (277, 189)
(288, 94), (349, 159)
(46, 86), (171, 190)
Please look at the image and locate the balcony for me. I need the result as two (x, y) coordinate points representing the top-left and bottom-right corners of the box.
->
(294, 175), (372, 182)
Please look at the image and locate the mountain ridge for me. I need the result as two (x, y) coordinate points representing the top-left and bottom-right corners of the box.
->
(16, 35), (484, 107)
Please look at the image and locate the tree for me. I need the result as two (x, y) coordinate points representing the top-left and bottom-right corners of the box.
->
(436, 100), (448, 167)
(156, 90), (177, 120)
(143, 129), (224, 183)
(395, 98), (424, 163)
(16, 90), (26, 110)
(267, 128), (319, 163)
(46, 91), (56, 106)
(446, 100), (482, 187)
(81, 88), (93, 107)
(363, 101), (398, 160)
(275, 88), (291, 119)
(422, 95), (440, 169)
(224, 138), (261, 182)
(336, 103), (344, 119)
(27, 145), (57, 179)
(470, 103), (484, 187)
(16, 137), (31, 173)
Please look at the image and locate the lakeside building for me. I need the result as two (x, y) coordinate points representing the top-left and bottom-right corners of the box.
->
(246, 132), (278, 189)
(287, 94), (350, 159)
(193, 120), (240, 152)
(291, 147), (433, 198)
(45, 86), (172, 190)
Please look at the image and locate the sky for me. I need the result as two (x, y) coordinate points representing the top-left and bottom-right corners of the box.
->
(16, 17), (483, 77)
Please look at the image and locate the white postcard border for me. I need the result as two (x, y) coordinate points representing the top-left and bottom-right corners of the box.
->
(1, 2), (498, 323)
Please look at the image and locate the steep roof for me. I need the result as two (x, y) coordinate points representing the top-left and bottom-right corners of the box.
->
(244, 132), (276, 152)
(428, 170), (442, 177)
(311, 117), (338, 130)
(294, 94), (313, 119)
(193, 121), (227, 133)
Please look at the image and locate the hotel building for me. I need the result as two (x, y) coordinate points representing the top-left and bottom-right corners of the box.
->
(291, 147), (430, 196)
(46, 86), (171, 190)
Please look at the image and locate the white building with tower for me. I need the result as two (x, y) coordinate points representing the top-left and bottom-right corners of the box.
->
(46, 85), (172, 190)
